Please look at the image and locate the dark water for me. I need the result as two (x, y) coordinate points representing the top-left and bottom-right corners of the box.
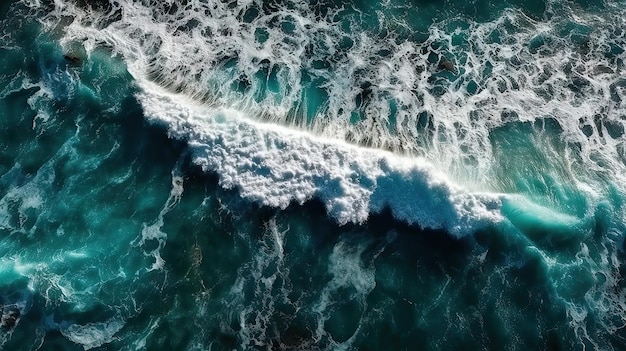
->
(1, 0), (625, 350)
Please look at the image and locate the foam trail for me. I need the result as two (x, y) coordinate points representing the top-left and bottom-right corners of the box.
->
(60, 317), (125, 350)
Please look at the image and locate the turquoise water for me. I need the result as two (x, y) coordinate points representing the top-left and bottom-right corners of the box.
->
(1, 0), (626, 349)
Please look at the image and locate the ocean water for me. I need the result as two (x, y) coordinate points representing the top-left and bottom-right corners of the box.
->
(0, 0), (625, 349)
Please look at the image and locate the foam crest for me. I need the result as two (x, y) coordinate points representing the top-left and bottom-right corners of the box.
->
(137, 85), (503, 236)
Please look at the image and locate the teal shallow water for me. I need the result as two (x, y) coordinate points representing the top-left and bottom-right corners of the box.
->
(1, 0), (626, 350)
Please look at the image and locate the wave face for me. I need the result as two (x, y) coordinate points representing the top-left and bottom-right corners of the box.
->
(0, 0), (624, 349)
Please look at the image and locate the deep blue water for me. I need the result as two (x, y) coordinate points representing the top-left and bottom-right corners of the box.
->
(1, 0), (626, 350)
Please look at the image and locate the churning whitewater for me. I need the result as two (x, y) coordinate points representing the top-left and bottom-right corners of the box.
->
(0, 0), (625, 349)
(40, 0), (511, 236)
(34, 0), (626, 234)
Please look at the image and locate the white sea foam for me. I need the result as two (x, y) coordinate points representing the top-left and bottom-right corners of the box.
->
(31, 0), (626, 235)
(311, 237), (381, 348)
(137, 84), (504, 236)
(61, 317), (125, 350)
(230, 218), (290, 349)
(133, 160), (185, 271)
